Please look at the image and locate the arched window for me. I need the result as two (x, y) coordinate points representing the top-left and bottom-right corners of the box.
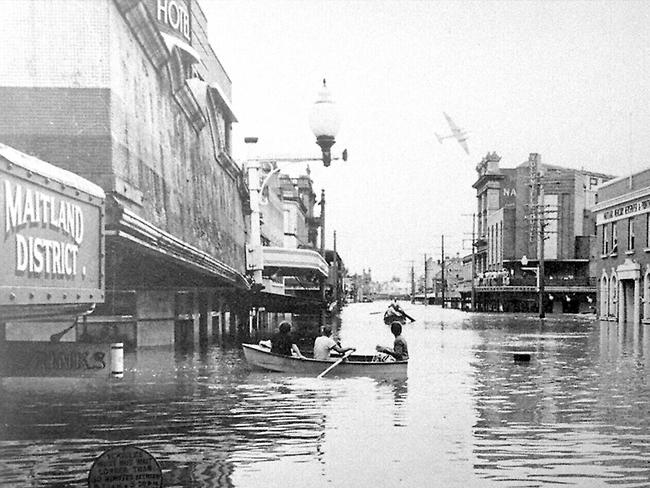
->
(609, 275), (618, 319)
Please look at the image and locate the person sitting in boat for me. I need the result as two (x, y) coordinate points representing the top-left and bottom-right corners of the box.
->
(384, 298), (414, 323)
(375, 321), (409, 361)
(313, 326), (355, 360)
(261, 321), (304, 358)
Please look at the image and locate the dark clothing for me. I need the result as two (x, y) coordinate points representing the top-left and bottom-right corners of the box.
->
(393, 335), (409, 360)
(271, 331), (294, 356)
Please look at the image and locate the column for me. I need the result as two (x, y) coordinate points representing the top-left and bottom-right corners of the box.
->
(644, 273), (650, 323)
(618, 279), (624, 326)
(634, 277), (641, 327)
(192, 291), (200, 345)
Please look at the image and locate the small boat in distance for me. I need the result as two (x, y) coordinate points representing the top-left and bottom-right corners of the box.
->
(242, 344), (408, 377)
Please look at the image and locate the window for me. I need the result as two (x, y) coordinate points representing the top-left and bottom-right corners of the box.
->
(628, 217), (635, 251)
(612, 222), (618, 254)
(646, 214), (650, 248)
(602, 224), (609, 255)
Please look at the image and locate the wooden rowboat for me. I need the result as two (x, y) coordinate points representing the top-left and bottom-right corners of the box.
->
(242, 344), (408, 377)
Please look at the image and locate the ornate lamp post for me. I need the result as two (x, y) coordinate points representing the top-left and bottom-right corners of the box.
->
(246, 80), (345, 286)
(309, 79), (341, 167)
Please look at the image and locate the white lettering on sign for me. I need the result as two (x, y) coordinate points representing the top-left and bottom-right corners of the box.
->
(157, 0), (190, 41)
(597, 197), (650, 225)
(4, 180), (84, 278)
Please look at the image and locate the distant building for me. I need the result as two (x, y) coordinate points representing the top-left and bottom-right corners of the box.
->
(255, 165), (329, 311)
(593, 169), (650, 326)
(467, 152), (613, 313)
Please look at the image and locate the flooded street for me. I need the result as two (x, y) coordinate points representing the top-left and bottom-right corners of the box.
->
(1, 302), (650, 487)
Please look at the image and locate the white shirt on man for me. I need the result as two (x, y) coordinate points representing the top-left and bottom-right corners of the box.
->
(313, 336), (337, 360)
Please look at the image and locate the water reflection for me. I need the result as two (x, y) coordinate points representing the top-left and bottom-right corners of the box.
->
(471, 318), (650, 487)
(1, 305), (650, 487)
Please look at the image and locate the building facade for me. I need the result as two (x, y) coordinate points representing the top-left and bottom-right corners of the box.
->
(1, 0), (249, 348)
(593, 169), (650, 326)
(468, 152), (613, 313)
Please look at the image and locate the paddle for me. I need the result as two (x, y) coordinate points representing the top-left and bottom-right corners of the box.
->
(402, 312), (416, 323)
(317, 350), (354, 379)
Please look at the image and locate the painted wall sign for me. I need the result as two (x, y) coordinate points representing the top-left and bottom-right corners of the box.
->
(596, 197), (650, 225)
(88, 446), (163, 488)
(0, 341), (110, 377)
(151, 0), (191, 42)
(0, 162), (104, 306)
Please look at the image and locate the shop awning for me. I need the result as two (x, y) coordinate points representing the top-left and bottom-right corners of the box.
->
(106, 200), (249, 290)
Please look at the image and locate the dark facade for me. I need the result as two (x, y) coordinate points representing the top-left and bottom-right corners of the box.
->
(468, 152), (613, 313)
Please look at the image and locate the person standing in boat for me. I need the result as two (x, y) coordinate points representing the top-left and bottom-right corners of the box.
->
(313, 326), (355, 360)
(376, 321), (409, 361)
(262, 321), (305, 358)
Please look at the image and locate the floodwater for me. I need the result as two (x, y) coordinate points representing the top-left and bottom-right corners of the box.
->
(1, 302), (650, 487)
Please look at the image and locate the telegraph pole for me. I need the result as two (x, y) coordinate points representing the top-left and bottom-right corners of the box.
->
(471, 214), (476, 312)
(333, 230), (339, 308)
(441, 235), (446, 308)
(424, 253), (428, 306)
(538, 182), (546, 319)
(410, 261), (415, 303)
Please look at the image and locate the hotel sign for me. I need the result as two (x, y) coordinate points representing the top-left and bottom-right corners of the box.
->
(151, 0), (191, 42)
(0, 161), (104, 306)
(596, 197), (650, 225)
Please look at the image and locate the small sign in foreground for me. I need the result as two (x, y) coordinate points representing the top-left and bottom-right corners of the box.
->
(88, 445), (162, 488)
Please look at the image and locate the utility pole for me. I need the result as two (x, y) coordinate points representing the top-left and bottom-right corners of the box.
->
(333, 230), (339, 308)
(320, 189), (326, 304)
(441, 235), (446, 308)
(320, 189), (326, 256)
(409, 261), (415, 303)
(471, 214), (476, 312)
(424, 253), (428, 306)
(538, 181), (546, 319)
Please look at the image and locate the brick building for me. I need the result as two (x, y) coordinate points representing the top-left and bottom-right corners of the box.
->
(594, 169), (650, 326)
(467, 152), (613, 313)
(1, 0), (249, 348)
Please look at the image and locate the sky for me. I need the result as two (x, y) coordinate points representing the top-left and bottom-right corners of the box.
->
(202, 0), (650, 282)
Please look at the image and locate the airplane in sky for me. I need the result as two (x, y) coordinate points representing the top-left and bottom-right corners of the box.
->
(435, 112), (470, 154)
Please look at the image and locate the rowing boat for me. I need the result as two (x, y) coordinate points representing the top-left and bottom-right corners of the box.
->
(242, 344), (408, 377)
(383, 313), (407, 325)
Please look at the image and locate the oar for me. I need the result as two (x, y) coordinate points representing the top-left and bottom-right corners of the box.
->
(317, 350), (353, 379)
(403, 312), (416, 322)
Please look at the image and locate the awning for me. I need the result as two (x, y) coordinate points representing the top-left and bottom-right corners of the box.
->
(262, 247), (329, 278)
(106, 200), (249, 290)
(161, 32), (202, 65)
(208, 81), (238, 123)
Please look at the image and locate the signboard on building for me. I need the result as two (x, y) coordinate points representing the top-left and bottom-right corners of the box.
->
(0, 146), (104, 307)
(596, 195), (650, 225)
(0, 341), (110, 378)
(150, 0), (191, 42)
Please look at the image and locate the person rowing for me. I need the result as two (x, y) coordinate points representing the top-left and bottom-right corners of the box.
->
(384, 298), (415, 324)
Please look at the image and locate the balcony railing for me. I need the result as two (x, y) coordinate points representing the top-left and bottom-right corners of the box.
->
(475, 276), (596, 287)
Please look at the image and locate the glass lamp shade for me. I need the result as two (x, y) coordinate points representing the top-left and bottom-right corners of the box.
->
(309, 80), (341, 139)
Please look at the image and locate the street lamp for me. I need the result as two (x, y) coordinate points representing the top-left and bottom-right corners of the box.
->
(309, 79), (341, 167)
